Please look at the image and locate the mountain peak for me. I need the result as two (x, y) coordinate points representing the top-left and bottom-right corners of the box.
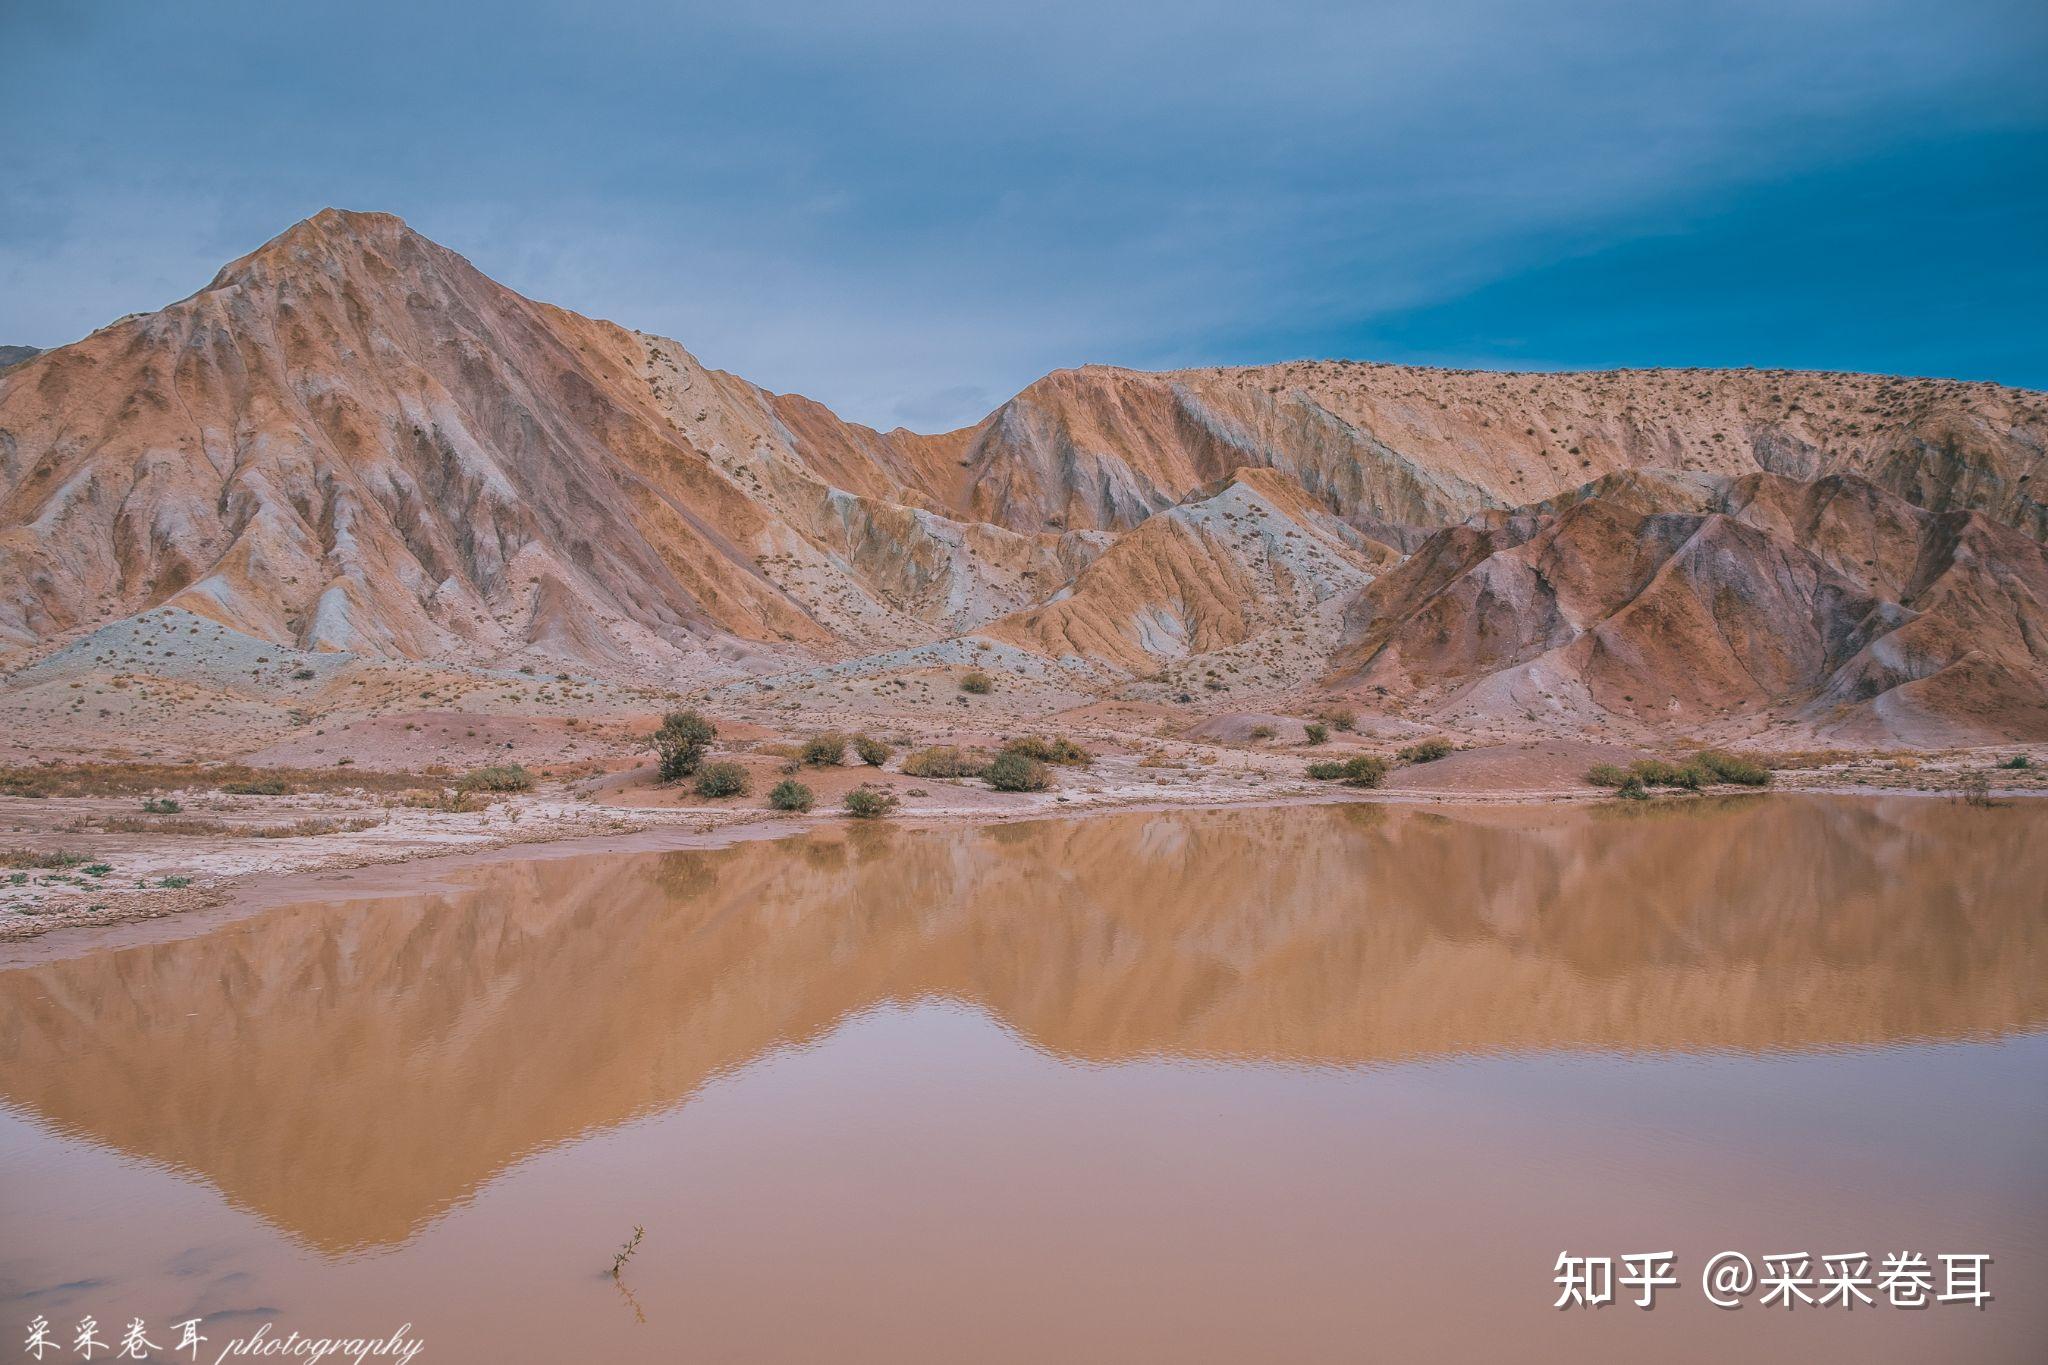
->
(206, 208), (433, 290)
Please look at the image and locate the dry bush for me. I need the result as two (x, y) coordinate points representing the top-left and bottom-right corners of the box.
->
(987, 752), (1053, 792)
(100, 816), (385, 838)
(456, 764), (534, 793)
(768, 779), (815, 812)
(801, 732), (851, 766)
(0, 763), (424, 798)
(1397, 738), (1453, 764)
(842, 785), (901, 819)
(1001, 735), (1092, 766)
(901, 746), (990, 779)
(693, 762), (750, 798)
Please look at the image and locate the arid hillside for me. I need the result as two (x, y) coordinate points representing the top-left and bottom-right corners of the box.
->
(3, 209), (2045, 749)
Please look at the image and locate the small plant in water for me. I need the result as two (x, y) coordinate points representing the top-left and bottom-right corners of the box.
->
(610, 1225), (644, 1278)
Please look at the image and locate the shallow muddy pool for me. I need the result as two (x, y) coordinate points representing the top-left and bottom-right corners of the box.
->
(3, 796), (2044, 1362)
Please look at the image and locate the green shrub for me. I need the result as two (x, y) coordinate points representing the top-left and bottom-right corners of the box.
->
(1001, 735), (1092, 766)
(901, 746), (990, 779)
(142, 796), (183, 814)
(1692, 750), (1772, 786)
(987, 752), (1053, 792)
(1997, 754), (2031, 770)
(82, 863), (113, 877)
(160, 875), (192, 889)
(800, 732), (850, 766)
(1303, 723), (1329, 746)
(853, 734), (893, 767)
(768, 779), (815, 812)
(1585, 764), (1629, 788)
(457, 764), (533, 793)
(842, 785), (901, 819)
(653, 709), (716, 781)
(1338, 754), (1389, 788)
(1616, 776), (1650, 800)
(959, 671), (994, 694)
(1306, 760), (1347, 780)
(222, 777), (290, 796)
(1398, 738), (1453, 764)
(693, 762), (750, 798)
(1629, 758), (1705, 790)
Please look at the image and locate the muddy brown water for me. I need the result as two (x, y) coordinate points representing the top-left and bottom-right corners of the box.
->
(2, 796), (2043, 1362)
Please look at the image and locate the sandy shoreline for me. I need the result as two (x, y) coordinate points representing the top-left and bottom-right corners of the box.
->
(5, 752), (2042, 967)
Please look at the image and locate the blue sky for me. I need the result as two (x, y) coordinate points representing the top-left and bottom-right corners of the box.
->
(3, 1), (2044, 429)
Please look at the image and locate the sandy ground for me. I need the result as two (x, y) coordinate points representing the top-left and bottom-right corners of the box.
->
(4, 626), (2043, 945)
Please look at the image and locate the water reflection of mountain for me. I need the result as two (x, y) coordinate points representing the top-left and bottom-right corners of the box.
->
(2, 797), (2042, 1251)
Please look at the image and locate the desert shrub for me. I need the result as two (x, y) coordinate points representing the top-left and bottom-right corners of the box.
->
(1337, 754), (1389, 788)
(1306, 760), (1347, 781)
(800, 732), (851, 766)
(1692, 750), (1771, 786)
(0, 849), (90, 869)
(457, 764), (533, 793)
(768, 779), (815, 812)
(1398, 738), (1453, 764)
(842, 785), (901, 819)
(987, 752), (1053, 792)
(901, 746), (990, 779)
(222, 777), (291, 796)
(653, 709), (716, 781)
(1248, 724), (1277, 741)
(1303, 723), (1329, 746)
(1324, 708), (1357, 732)
(160, 875), (192, 889)
(142, 796), (183, 814)
(1001, 735), (1092, 766)
(1628, 758), (1704, 790)
(693, 762), (750, 798)
(103, 816), (382, 837)
(1585, 764), (1629, 788)
(293, 667), (317, 681)
(1997, 754), (2031, 770)
(1616, 776), (1650, 800)
(853, 734), (893, 767)
(959, 671), (994, 695)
